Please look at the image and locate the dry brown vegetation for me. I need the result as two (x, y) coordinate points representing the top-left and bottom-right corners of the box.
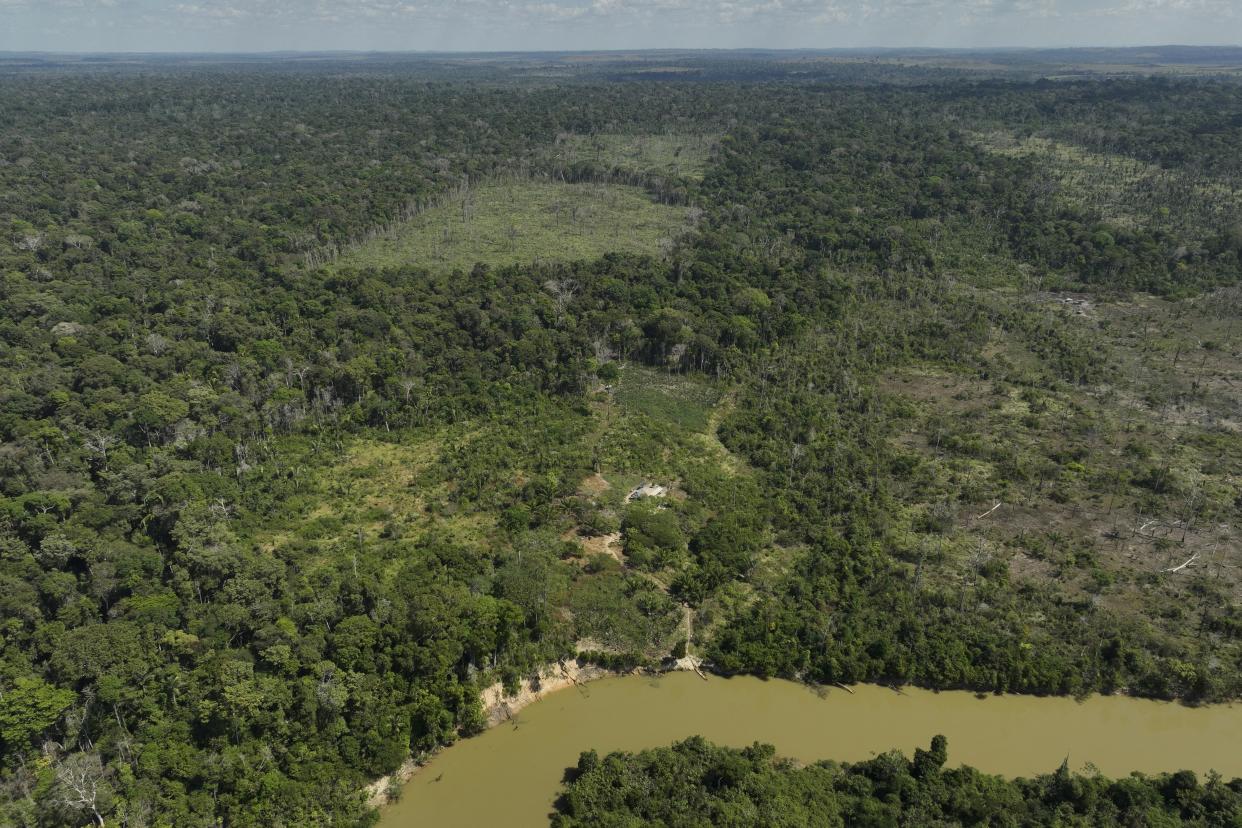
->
(882, 289), (1242, 656)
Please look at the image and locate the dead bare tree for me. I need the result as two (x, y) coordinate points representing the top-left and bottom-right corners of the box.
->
(144, 332), (170, 356)
(292, 365), (311, 393)
(81, 430), (118, 470)
(543, 278), (579, 326)
(54, 751), (109, 828)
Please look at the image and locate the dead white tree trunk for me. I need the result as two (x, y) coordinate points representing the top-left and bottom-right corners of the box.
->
(1164, 553), (1199, 574)
(55, 752), (107, 827)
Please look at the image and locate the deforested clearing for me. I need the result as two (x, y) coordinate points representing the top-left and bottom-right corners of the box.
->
(335, 179), (690, 272)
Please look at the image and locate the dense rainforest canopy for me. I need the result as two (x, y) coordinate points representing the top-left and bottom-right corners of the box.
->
(0, 53), (1239, 825)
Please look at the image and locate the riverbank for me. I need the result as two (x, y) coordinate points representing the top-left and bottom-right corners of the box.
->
(364, 656), (707, 810)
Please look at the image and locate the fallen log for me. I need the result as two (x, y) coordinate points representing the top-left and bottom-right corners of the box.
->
(1164, 553), (1199, 573)
(975, 502), (1002, 520)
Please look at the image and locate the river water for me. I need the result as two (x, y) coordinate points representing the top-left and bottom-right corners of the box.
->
(379, 672), (1241, 827)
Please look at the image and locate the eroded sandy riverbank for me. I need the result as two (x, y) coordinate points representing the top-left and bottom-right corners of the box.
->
(364, 657), (706, 810)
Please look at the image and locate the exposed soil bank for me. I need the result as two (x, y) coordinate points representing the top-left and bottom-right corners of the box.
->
(479, 660), (616, 728)
(365, 658), (704, 809)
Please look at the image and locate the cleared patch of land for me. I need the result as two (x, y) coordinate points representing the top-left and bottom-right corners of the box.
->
(548, 133), (717, 180)
(974, 131), (1242, 238)
(613, 365), (722, 432)
(879, 289), (1242, 666)
(254, 367), (754, 663)
(335, 179), (689, 272)
(253, 433), (496, 566)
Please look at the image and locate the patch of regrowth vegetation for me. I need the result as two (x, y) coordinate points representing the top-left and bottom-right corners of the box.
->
(612, 366), (722, 432)
(877, 289), (1242, 689)
(975, 131), (1242, 240)
(253, 433), (497, 564)
(335, 179), (689, 272)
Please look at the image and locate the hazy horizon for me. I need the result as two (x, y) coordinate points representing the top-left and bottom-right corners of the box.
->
(4, 44), (1241, 57)
(1, 0), (1237, 54)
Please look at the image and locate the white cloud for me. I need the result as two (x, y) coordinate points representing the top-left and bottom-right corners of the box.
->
(0, 0), (1236, 50)
(175, 3), (250, 20)
(1086, 0), (1235, 15)
(144, 0), (1242, 27)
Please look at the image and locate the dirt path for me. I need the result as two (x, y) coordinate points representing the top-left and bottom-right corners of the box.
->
(682, 603), (694, 651)
(696, 388), (746, 476)
(579, 530), (624, 563)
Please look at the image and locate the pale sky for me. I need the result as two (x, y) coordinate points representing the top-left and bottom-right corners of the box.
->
(0, 0), (1237, 53)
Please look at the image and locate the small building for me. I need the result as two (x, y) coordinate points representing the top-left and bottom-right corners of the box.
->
(626, 482), (667, 502)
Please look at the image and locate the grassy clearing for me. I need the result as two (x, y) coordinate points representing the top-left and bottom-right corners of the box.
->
(335, 179), (689, 272)
(548, 133), (717, 180)
(974, 131), (1242, 238)
(254, 433), (496, 569)
(613, 365), (722, 432)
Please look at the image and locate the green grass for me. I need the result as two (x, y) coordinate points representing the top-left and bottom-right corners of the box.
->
(335, 180), (689, 272)
(613, 366), (722, 432)
(548, 133), (717, 180)
(254, 433), (497, 570)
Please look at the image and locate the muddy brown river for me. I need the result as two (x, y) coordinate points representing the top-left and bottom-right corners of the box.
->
(378, 672), (1242, 827)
